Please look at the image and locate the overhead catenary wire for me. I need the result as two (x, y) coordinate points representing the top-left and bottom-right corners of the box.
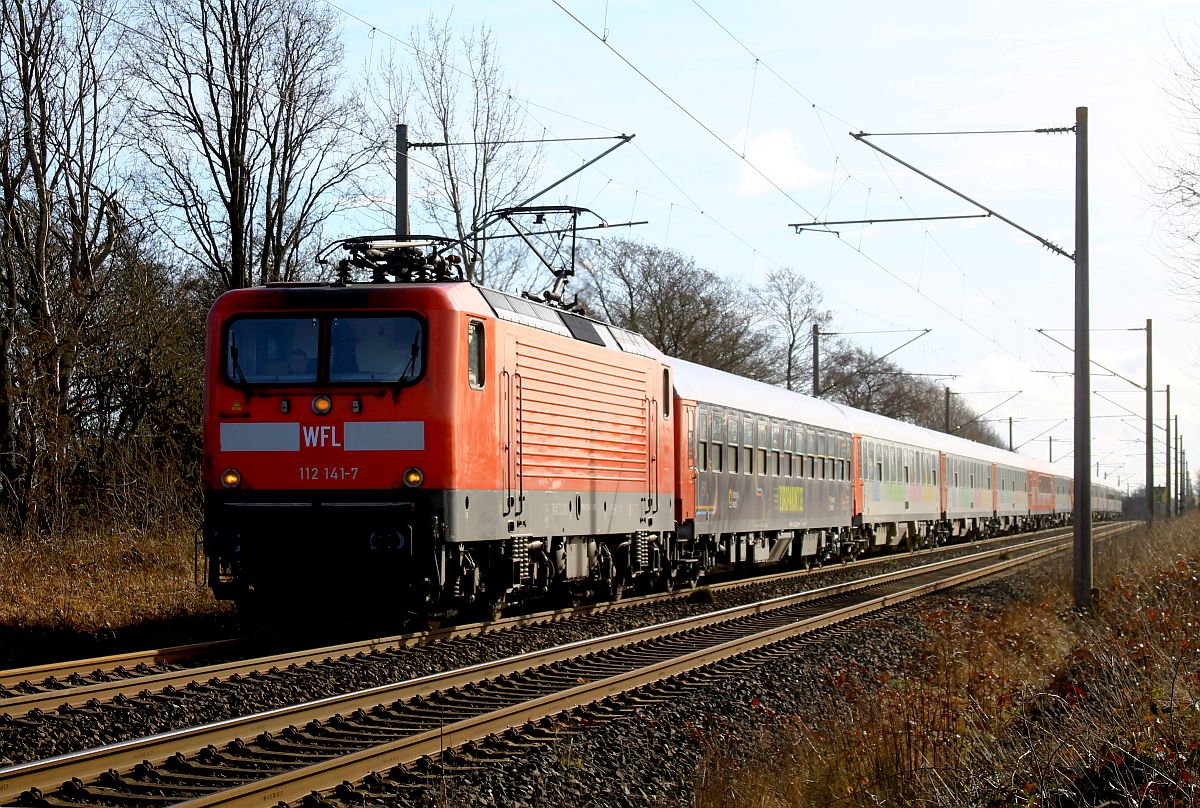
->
(512, 97), (928, 334)
(552, 0), (820, 221)
(409, 135), (631, 148)
(686, 1), (1045, 364)
(674, 2), (1072, 396)
(860, 127), (1076, 137)
(1034, 329), (1144, 390)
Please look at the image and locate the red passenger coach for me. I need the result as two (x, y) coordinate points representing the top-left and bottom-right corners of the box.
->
(202, 239), (679, 613)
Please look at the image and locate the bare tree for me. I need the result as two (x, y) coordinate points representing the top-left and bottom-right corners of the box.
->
(0, 0), (132, 525)
(362, 16), (542, 290)
(760, 267), (831, 391)
(1155, 35), (1200, 312)
(130, 0), (371, 289)
(581, 239), (776, 379)
(821, 339), (1005, 448)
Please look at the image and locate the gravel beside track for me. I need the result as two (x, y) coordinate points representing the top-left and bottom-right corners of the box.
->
(0, 535), (1056, 769)
(334, 576), (1033, 808)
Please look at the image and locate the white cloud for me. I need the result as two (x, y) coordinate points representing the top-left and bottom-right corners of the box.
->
(734, 129), (824, 196)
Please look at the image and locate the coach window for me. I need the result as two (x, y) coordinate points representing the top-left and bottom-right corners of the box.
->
(757, 448), (767, 475)
(730, 444), (739, 474)
(713, 443), (724, 472)
(904, 465), (910, 484)
(744, 446), (754, 475)
(699, 441), (708, 471)
(467, 320), (485, 388)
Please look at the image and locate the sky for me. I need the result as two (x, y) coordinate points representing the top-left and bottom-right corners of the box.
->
(331, 0), (1200, 494)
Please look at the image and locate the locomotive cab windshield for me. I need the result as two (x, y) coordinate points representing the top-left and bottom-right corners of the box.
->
(225, 314), (425, 386)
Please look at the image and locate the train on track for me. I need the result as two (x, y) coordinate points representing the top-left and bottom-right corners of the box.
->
(201, 235), (1123, 615)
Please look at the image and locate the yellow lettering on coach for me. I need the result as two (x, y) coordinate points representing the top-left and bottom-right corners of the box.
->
(777, 485), (805, 513)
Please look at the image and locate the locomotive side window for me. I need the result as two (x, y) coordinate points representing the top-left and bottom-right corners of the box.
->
(468, 320), (485, 389)
(226, 317), (318, 383)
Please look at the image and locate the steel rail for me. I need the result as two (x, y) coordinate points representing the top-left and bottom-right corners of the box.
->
(0, 524), (1131, 803)
(0, 639), (241, 691)
(0, 522), (1092, 712)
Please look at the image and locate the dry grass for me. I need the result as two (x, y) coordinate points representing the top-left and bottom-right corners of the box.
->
(694, 517), (1200, 807)
(0, 522), (230, 639)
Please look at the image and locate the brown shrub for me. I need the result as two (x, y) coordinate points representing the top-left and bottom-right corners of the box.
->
(694, 517), (1200, 807)
(0, 522), (227, 634)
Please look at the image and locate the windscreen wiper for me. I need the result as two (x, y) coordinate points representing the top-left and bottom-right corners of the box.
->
(230, 333), (247, 385)
(394, 333), (420, 391)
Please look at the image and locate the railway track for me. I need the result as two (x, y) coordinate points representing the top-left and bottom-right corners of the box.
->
(0, 524), (1094, 719)
(0, 522), (1132, 807)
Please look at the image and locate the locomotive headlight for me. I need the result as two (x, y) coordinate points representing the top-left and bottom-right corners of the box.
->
(221, 468), (242, 488)
(311, 394), (333, 415)
(403, 467), (424, 488)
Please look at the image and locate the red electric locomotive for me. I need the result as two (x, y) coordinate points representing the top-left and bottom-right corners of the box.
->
(202, 237), (690, 614)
